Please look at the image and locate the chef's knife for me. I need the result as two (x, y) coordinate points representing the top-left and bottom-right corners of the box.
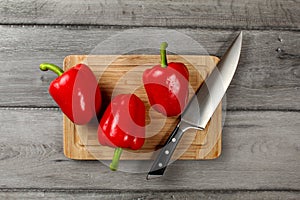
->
(147, 31), (243, 179)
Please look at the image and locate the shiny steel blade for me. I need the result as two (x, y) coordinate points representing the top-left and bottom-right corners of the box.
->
(181, 31), (242, 129)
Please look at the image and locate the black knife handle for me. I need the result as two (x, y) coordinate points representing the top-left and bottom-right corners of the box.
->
(147, 122), (187, 179)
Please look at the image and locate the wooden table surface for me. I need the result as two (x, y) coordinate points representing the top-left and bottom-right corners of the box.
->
(0, 0), (299, 199)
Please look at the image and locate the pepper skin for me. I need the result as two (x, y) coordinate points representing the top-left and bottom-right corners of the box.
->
(143, 42), (189, 116)
(97, 94), (145, 171)
(40, 63), (101, 125)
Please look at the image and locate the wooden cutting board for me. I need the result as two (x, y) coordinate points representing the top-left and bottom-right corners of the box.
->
(63, 55), (222, 160)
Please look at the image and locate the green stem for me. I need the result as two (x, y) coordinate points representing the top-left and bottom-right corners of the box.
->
(160, 42), (168, 68)
(110, 147), (123, 171)
(40, 63), (64, 76)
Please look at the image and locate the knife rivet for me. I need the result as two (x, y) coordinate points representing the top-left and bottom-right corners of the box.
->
(172, 138), (176, 143)
(165, 150), (169, 155)
(158, 163), (163, 167)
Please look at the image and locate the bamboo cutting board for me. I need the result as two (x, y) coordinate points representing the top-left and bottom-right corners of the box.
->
(63, 55), (222, 160)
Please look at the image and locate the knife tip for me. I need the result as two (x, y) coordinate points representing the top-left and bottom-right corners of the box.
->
(233, 31), (243, 47)
(236, 31), (243, 42)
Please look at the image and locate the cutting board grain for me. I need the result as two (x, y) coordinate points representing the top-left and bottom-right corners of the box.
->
(63, 55), (222, 160)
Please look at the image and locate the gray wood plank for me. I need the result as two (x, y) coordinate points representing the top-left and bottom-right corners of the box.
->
(0, 26), (299, 110)
(0, 189), (299, 200)
(0, 0), (299, 30)
(0, 109), (299, 190)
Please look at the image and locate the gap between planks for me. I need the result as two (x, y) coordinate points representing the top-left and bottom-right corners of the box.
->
(0, 24), (300, 32)
(0, 107), (299, 112)
(1, 188), (300, 192)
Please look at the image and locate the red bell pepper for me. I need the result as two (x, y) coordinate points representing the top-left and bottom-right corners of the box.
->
(143, 42), (189, 116)
(97, 94), (145, 171)
(40, 63), (102, 125)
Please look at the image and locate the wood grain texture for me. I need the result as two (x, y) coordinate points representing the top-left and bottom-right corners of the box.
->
(0, 0), (299, 30)
(0, 190), (299, 200)
(0, 109), (299, 190)
(0, 26), (299, 110)
(0, 0), (299, 197)
(63, 55), (221, 160)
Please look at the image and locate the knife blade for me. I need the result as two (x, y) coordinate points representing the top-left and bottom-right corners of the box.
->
(146, 31), (243, 179)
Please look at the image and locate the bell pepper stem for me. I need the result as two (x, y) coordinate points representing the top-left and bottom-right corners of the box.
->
(160, 42), (168, 68)
(40, 63), (64, 77)
(110, 147), (123, 171)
